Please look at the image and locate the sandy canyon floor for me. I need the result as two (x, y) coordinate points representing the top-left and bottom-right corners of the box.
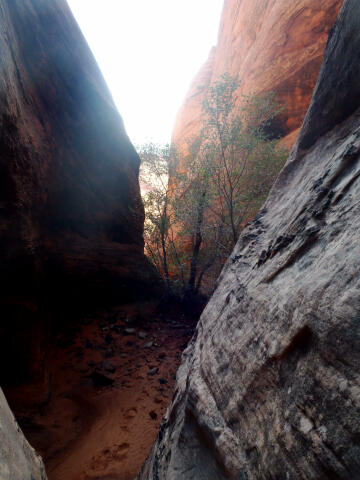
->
(6, 302), (196, 480)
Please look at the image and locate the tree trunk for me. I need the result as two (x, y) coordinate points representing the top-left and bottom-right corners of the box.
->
(187, 191), (206, 295)
(160, 196), (171, 289)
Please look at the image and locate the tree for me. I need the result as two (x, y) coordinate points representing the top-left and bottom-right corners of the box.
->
(200, 73), (287, 251)
(138, 142), (174, 290)
(138, 74), (288, 297)
(171, 138), (218, 296)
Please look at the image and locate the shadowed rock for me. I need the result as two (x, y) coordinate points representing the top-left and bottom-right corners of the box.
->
(138, 1), (360, 478)
(0, 0), (159, 393)
(0, 0), (158, 302)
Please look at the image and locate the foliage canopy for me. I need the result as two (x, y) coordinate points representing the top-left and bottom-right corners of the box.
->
(139, 74), (288, 297)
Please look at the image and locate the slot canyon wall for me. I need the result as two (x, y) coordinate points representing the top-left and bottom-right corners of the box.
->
(172, 0), (342, 153)
(139, 0), (360, 478)
(0, 388), (46, 479)
(0, 0), (156, 302)
(0, 0), (157, 408)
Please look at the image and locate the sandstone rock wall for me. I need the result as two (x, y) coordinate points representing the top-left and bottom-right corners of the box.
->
(0, 0), (159, 397)
(0, 0), (156, 302)
(172, 0), (342, 152)
(138, 0), (360, 477)
(0, 388), (46, 480)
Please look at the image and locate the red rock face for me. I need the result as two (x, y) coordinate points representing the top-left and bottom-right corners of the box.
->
(0, 0), (156, 301)
(172, 0), (342, 151)
(0, 0), (158, 389)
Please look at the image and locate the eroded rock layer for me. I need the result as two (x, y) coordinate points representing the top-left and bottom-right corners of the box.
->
(0, 388), (46, 479)
(173, 0), (342, 151)
(139, 0), (360, 478)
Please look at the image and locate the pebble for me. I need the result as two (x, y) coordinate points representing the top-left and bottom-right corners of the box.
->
(102, 360), (116, 373)
(125, 328), (136, 334)
(90, 371), (114, 387)
(139, 331), (147, 339)
(149, 410), (157, 420)
(148, 367), (159, 376)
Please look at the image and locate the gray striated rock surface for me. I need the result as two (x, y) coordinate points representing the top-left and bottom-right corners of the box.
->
(138, 0), (360, 478)
(0, 388), (46, 479)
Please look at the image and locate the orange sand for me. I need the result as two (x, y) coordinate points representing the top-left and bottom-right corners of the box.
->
(7, 303), (196, 480)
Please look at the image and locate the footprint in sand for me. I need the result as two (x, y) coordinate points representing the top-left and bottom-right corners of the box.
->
(124, 407), (137, 420)
(115, 443), (130, 455)
(90, 443), (130, 470)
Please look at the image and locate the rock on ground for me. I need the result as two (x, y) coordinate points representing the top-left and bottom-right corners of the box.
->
(138, 1), (360, 478)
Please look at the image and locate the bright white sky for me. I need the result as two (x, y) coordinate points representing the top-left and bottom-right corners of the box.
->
(67, 0), (224, 145)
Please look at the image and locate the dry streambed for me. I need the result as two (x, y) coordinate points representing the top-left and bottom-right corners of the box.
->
(10, 304), (196, 480)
